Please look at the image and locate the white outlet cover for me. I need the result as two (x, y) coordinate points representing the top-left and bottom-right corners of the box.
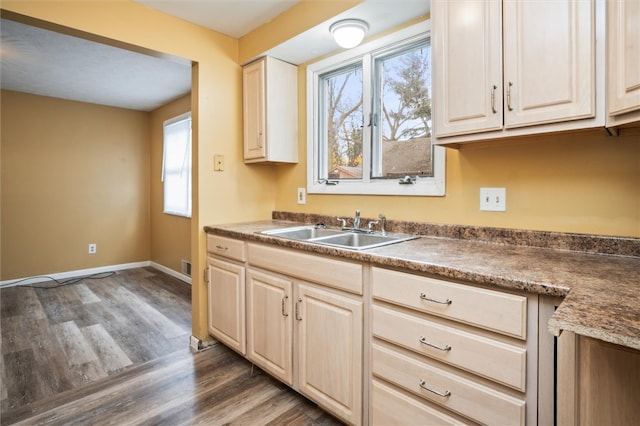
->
(480, 187), (506, 212)
(297, 188), (306, 205)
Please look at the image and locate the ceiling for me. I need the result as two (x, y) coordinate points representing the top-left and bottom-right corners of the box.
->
(0, 0), (428, 112)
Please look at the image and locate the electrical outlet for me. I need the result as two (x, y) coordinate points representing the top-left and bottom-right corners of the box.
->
(480, 187), (506, 211)
(88, 243), (97, 254)
(297, 188), (306, 205)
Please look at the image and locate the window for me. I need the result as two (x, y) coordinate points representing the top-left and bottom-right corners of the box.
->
(162, 112), (192, 217)
(307, 21), (444, 196)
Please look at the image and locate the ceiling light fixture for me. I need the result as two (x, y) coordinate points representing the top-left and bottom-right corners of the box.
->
(329, 19), (369, 49)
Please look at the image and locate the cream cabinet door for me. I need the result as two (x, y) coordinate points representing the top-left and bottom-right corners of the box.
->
(433, 0), (503, 137)
(207, 257), (246, 355)
(503, 0), (595, 128)
(246, 269), (293, 385)
(243, 59), (266, 161)
(295, 283), (363, 425)
(608, 0), (640, 117)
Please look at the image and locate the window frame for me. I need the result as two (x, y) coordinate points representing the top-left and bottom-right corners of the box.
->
(162, 112), (192, 218)
(306, 20), (445, 196)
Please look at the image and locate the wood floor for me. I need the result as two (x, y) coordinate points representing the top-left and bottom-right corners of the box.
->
(0, 267), (341, 425)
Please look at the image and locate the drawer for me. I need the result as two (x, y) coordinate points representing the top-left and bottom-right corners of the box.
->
(372, 343), (525, 426)
(373, 305), (526, 391)
(372, 267), (527, 339)
(207, 235), (246, 262)
(248, 243), (363, 295)
(371, 379), (468, 425)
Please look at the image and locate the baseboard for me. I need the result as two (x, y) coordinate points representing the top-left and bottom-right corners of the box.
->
(149, 262), (192, 285)
(0, 261), (151, 288)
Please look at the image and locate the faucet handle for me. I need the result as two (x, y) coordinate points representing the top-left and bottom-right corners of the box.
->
(336, 217), (347, 229)
(367, 220), (379, 233)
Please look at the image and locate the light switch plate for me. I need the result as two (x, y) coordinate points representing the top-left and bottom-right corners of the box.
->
(480, 187), (506, 211)
(214, 154), (224, 171)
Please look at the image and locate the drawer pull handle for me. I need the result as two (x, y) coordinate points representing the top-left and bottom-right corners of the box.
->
(418, 379), (451, 398)
(282, 295), (289, 317)
(419, 293), (452, 305)
(215, 245), (228, 251)
(419, 336), (451, 352)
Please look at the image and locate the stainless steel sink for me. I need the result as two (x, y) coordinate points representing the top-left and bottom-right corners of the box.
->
(260, 225), (418, 250)
(316, 232), (418, 250)
(261, 225), (344, 240)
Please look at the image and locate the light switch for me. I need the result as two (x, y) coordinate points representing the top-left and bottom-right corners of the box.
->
(214, 154), (224, 171)
(480, 187), (506, 211)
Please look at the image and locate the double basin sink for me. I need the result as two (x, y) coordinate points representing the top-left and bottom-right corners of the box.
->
(261, 225), (418, 250)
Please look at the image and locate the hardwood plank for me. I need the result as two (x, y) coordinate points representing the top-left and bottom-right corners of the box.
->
(111, 285), (187, 339)
(1, 315), (32, 355)
(71, 283), (101, 305)
(34, 288), (78, 325)
(52, 321), (98, 366)
(27, 318), (75, 397)
(80, 324), (132, 373)
(0, 287), (46, 320)
(2, 349), (52, 411)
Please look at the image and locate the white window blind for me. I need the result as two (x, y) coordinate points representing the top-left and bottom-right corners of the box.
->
(162, 112), (192, 217)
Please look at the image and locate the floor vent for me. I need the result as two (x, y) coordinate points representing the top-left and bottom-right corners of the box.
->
(181, 260), (192, 277)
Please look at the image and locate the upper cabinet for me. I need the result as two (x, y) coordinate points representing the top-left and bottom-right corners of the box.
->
(607, 0), (640, 127)
(243, 56), (298, 163)
(433, 0), (603, 144)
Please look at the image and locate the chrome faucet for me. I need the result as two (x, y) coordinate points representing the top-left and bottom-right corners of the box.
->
(378, 213), (387, 236)
(353, 210), (361, 230)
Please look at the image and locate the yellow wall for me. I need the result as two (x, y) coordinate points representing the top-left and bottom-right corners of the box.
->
(1, 90), (151, 279)
(149, 95), (191, 274)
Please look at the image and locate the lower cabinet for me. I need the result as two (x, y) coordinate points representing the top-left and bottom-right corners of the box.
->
(370, 267), (536, 425)
(236, 242), (364, 425)
(207, 256), (246, 355)
(246, 269), (293, 385)
(246, 266), (364, 425)
(557, 332), (640, 425)
(296, 282), (363, 425)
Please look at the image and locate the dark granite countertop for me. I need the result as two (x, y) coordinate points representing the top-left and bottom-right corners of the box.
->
(204, 217), (640, 351)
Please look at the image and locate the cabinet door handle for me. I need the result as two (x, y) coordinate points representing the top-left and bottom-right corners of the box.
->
(418, 379), (451, 397)
(257, 132), (263, 148)
(281, 295), (289, 317)
(215, 245), (228, 251)
(491, 85), (498, 113)
(295, 298), (302, 321)
(419, 292), (452, 305)
(506, 81), (514, 111)
(419, 335), (451, 352)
